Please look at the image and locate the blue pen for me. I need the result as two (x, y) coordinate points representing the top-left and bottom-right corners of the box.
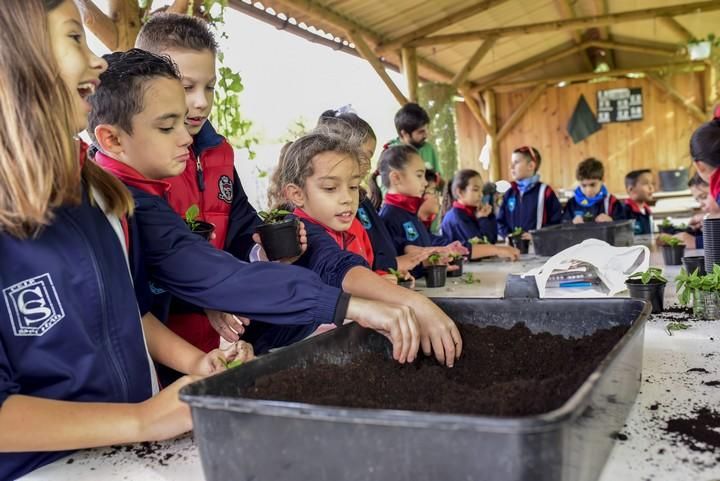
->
(559, 281), (594, 288)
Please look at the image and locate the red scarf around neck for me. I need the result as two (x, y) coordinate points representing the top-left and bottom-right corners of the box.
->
(384, 193), (423, 214)
(452, 200), (477, 218)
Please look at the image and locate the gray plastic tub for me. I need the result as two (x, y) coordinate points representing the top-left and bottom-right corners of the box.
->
(531, 220), (635, 257)
(181, 297), (650, 481)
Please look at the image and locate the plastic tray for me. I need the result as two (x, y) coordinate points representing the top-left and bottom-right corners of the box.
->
(531, 220), (635, 257)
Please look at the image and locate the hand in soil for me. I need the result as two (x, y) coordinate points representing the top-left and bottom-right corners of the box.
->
(206, 309), (250, 342)
(411, 298), (463, 367)
(346, 297), (420, 364)
(251, 220), (308, 264)
(201, 342), (255, 375)
(137, 375), (197, 441)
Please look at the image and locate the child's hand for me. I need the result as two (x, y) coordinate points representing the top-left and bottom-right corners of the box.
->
(206, 309), (250, 342)
(673, 232), (696, 249)
(494, 245), (520, 261)
(476, 204), (493, 219)
(396, 250), (429, 272)
(191, 342), (255, 376)
(520, 232), (532, 240)
(409, 299), (463, 367)
(573, 215), (584, 224)
(251, 220), (308, 264)
(440, 241), (469, 256)
(689, 213), (705, 230)
(595, 213), (613, 223)
(381, 273), (398, 285)
(136, 375), (198, 441)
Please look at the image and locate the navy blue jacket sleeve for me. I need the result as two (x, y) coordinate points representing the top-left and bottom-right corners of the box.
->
(224, 169), (262, 261)
(610, 196), (626, 220)
(131, 190), (342, 325)
(562, 198), (578, 222)
(496, 192), (511, 238)
(294, 220), (368, 288)
(478, 215), (498, 244)
(545, 190), (563, 226)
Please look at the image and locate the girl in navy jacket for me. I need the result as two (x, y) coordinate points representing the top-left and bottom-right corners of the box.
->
(441, 169), (519, 261)
(269, 130), (463, 367)
(0, 2), (251, 478)
(370, 145), (467, 278)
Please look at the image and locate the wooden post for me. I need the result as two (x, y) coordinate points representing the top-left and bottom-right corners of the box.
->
(451, 38), (497, 89)
(705, 64), (718, 114)
(484, 90), (501, 182)
(349, 31), (409, 105)
(76, 0), (119, 50)
(402, 47), (419, 103)
(459, 88), (492, 134)
(407, 1), (720, 47)
(647, 73), (707, 123)
(497, 84), (546, 141)
(109, 0), (141, 51)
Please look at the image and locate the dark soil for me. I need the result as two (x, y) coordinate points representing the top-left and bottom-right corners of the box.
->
(243, 323), (628, 417)
(687, 368), (710, 374)
(665, 408), (720, 452)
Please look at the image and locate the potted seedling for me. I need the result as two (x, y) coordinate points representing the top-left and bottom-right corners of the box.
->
(448, 253), (464, 278)
(682, 255), (706, 276)
(388, 268), (413, 288)
(626, 267), (667, 314)
(676, 265), (720, 320)
(582, 211), (595, 223)
(658, 218), (675, 235)
(508, 227), (530, 254)
(659, 235), (686, 265)
(424, 254), (447, 288)
(255, 209), (301, 261)
(185, 204), (214, 241)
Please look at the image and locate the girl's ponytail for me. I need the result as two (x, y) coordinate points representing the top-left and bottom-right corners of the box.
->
(368, 169), (384, 211)
(441, 175), (455, 216)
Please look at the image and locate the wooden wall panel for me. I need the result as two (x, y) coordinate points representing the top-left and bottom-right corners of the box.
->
(455, 72), (706, 195)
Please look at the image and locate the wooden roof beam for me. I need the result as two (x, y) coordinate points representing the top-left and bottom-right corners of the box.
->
(349, 31), (408, 105)
(658, 17), (694, 42)
(459, 88), (492, 134)
(591, 0), (615, 69)
(554, 0), (595, 71)
(497, 84), (546, 141)
(493, 61), (706, 92)
(451, 37), (497, 89)
(586, 40), (681, 58)
(376, 0), (511, 54)
(407, 1), (720, 47)
(647, 73), (706, 123)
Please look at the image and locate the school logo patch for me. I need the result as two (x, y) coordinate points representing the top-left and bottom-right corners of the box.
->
(357, 207), (372, 230)
(507, 197), (516, 213)
(217, 175), (233, 204)
(403, 221), (419, 241)
(3, 273), (65, 337)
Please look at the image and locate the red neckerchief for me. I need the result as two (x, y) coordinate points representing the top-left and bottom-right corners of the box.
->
(624, 199), (651, 215)
(94, 151), (171, 197)
(452, 200), (476, 218)
(384, 193), (423, 214)
(292, 208), (373, 263)
(711, 169), (720, 202)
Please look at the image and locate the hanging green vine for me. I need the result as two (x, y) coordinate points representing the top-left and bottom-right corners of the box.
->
(418, 82), (459, 179)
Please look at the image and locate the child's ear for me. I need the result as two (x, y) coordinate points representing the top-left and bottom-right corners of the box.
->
(94, 124), (124, 157)
(389, 169), (402, 187)
(284, 183), (305, 208)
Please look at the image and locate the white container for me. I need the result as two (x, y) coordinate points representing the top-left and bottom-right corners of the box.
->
(688, 41), (712, 60)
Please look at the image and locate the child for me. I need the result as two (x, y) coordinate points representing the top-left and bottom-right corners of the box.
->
(441, 169), (519, 260)
(623, 169), (655, 235)
(316, 109), (428, 275)
(497, 146), (562, 239)
(563, 157), (625, 223)
(0, 1), (247, 477)
(89, 49), (419, 360)
(419, 169), (442, 232)
(271, 130), (463, 367)
(370, 145), (467, 267)
(386, 102), (440, 173)
(135, 14), (270, 354)
(690, 116), (720, 205)
(674, 174), (720, 249)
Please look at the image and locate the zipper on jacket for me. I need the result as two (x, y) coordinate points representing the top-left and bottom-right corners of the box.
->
(196, 153), (205, 192)
(64, 211), (131, 402)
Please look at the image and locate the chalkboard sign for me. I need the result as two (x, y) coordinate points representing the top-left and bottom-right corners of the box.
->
(596, 88), (643, 123)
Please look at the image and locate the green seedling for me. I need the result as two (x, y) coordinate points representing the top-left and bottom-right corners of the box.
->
(627, 267), (667, 285)
(659, 235), (684, 247)
(675, 265), (720, 306)
(427, 253), (442, 265)
(463, 272), (480, 284)
(665, 321), (690, 336)
(258, 209), (292, 224)
(660, 218), (673, 228)
(388, 268), (405, 281)
(218, 357), (244, 369)
(185, 204), (201, 231)
(469, 236), (490, 245)
(511, 227), (524, 237)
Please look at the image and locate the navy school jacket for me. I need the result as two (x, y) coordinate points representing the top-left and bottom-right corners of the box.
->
(94, 153), (347, 327)
(356, 196), (400, 271)
(497, 182), (562, 237)
(0, 189), (155, 480)
(623, 199), (653, 235)
(562, 194), (625, 222)
(441, 206), (498, 249)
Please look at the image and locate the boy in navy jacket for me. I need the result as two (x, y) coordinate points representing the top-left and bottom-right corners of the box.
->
(563, 157), (625, 223)
(623, 169), (655, 235)
(88, 49), (420, 359)
(497, 146), (562, 238)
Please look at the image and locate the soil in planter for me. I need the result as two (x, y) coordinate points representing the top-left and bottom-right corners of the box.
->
(243, 323), (628, 417)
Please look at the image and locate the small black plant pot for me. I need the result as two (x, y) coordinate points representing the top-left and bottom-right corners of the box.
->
(682, 256), (706, 276)
(659, 225), (676, 235)
(447, 257), (464, 277)
(255, 218), (302, 261)
(582, 213), (595, 223)
(188, 220), (215, 241)
(625, 279), (666, 314)
(424, 265), (447, 288)
(397, 279), (413, 289)
(509, 236), (530, 254)
(662, 245), (685, 265)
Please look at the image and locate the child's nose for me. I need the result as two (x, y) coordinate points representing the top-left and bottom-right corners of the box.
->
(178, 127), (193, 148)
(191, 91), (208, 110)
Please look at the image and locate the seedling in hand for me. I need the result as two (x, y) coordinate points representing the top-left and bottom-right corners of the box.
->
(258, 209), (292, 224)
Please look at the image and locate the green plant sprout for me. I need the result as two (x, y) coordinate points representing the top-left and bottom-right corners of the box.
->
(511, 227), (524, 237)
(463, 272), (480, 284)
(675, 265), (720, 306)
(469, 236), (490, 245)
(388, 268), (406, 281)
(185, 204), (201, 230)
(659, 235), (684, 247)
(627, 267), (667, 285)
(665, 321), (690, 336)
(427, 253), (442, 265)
(258, 209), (291, 224)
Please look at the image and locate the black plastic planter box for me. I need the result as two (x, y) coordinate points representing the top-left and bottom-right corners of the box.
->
(181, 297), (650, 481)
(531, 220), (634, 257)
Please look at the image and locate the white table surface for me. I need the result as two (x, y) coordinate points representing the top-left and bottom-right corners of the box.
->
(22, 244), (720, 481)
